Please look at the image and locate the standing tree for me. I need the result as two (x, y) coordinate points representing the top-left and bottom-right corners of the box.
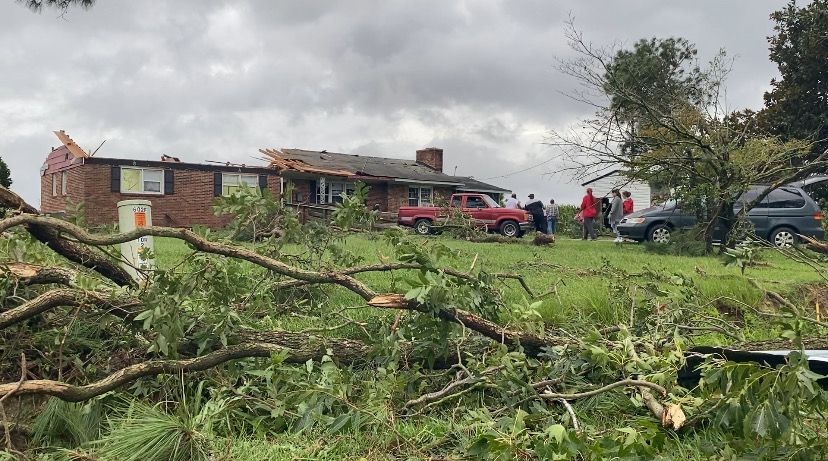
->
(0, 157), (11, 188)
(760, 0), (828, 160)
(548, 25), (828, 252)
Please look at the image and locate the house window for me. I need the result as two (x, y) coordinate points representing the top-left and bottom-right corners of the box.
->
(222, 173), (259, 196)
(408, 186), (433, 207)
(316, 179), (355, 204)
(121, 167), (164, 194)
(51, 173), (57, 196)
(61, 171), (68, 195)
(330, 181), (355, 204)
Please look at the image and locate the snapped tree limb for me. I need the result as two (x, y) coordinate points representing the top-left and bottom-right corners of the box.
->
(0, 187), (134, 287)
(0, 332), (379, 402)
(0, 214), (550, 353)
(0, 262), (77, 287)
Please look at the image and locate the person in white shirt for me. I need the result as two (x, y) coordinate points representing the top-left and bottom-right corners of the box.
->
(504, 193), (520, 209)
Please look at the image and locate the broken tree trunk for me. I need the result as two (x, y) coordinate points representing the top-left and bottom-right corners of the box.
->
(0, 187), (135, 287)
(800, 234), (828, 254)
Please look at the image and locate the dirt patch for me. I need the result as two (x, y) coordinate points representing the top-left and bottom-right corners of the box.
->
(797, 283), (828, 316)
(714, 299), (745, 325)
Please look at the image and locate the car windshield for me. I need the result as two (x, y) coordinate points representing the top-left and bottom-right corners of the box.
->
(482, 195), (500, 208)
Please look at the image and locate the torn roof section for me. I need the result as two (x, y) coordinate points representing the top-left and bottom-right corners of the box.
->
(53, 130), (89, 159)
(261, 148), (466, 185)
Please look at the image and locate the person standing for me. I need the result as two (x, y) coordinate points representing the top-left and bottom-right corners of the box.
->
(524, 194), (546, 233)
(504, 193), (520, 209)
(609, 189), (624, 243)
(580, 188), (599, 240)
(545, 199), (559, 235)
(622, 191), (634, 215)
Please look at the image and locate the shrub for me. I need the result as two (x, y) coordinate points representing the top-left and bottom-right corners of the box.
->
(556, 204), (581, 239)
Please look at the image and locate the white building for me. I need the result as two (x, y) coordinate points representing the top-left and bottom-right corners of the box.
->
(581, 170), (652, 211)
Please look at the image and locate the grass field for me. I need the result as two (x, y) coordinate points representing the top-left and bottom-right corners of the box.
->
(144, 232), (826, 459)
(154, 232), (824, 344)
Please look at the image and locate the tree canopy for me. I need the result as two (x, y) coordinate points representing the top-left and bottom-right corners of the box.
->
(761, 0), (828, 158)
(604, 37), (706, 123)
(550, 25), (827, 251)
(0, 157), (11, 188)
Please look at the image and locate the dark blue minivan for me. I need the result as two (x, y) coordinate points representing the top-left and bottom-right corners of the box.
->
(618, 180), (826, 247)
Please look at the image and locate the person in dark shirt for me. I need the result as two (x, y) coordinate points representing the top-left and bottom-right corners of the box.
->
(524, 194), (546, 233)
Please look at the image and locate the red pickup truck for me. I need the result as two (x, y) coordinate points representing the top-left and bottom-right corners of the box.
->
(397, 193), (533, 237)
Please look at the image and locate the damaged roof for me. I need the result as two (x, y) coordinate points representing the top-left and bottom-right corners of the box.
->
(261, 148), (465, 185)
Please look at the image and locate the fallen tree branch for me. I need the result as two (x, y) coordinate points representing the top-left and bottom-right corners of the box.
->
(556, 398), (580, 432)
(0, 262), (77, 287)
(749, 279), (800, 311)
(0, 288), (140, 329)
(403, 366), (503, 410)
(368, 294), (551, 355)
(800, 234), (828, 254)
(0, 215), (549, 353)
(0, 339), (374, 402)
(0, 187), (134, 287)
(270, 262), (537, 298)
(539, 379), (666, 401)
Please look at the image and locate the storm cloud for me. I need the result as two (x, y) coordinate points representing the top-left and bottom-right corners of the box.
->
(0, 0), (783, 206)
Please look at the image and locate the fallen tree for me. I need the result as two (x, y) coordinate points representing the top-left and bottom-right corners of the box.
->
(1, 184), (826, 459)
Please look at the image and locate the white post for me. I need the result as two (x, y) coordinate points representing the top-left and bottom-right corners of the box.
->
(117, 199), (155, 281)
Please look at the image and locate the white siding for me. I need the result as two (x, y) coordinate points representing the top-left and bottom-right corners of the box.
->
(586, 172), (651, 212)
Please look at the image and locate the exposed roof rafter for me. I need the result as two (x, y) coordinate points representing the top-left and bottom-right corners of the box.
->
(53, 130), (89, 159)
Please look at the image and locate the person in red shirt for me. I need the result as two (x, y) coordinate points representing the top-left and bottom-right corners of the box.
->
(580, 188), (600, 240)
(622, 191), (634, 215)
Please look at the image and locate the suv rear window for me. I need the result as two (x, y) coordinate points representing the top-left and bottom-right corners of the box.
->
(766, 188), (806, 208)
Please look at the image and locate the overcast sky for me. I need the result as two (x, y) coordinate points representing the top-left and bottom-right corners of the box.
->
(0, 1), (785, 207)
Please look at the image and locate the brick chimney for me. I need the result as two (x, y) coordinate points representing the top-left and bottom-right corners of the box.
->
(416, 147), (443, 172)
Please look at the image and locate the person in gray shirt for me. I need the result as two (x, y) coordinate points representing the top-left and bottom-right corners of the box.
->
(609, 189), (624, 243)
(545, 199), (559, 235)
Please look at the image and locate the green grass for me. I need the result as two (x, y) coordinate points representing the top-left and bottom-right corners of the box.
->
(155, 234), (822, 311)
(152, 233), (823, 342)
(24, 234), (820, 460)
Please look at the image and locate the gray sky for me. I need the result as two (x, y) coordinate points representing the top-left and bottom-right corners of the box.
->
(0, 1), (784, 207)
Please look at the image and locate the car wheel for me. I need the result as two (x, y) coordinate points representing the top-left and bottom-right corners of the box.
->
(414, 219), (433, 235)
(648, 224), (671, 244)
(500, 220), (519, 237)
(770, 227), (797, 248)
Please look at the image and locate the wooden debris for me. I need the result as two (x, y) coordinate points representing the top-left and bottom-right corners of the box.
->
(53, 130), (89, 159)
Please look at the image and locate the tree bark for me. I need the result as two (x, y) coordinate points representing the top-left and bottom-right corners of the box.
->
(0, 341), (366, 402)
(0, 262), (76, 287)
(0, 187), (134, 287)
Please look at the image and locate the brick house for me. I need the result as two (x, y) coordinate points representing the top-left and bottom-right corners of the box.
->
(39, 132), (509, 228)
(262, 147), (508, 213)
(40, 132), (280, 228)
